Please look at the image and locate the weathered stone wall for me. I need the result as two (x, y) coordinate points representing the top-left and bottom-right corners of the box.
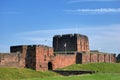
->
(52, 54), (76, 69)
(10, 45), (36, 69)
(10, 45), (28, 68)
(82, 53), (90, 63)
(98, 54), (105, 62)
(53, 34), (77, 52)
(110, 54), (116, 62)
(25, 45), (36, 70)
(90, 53), (98, 62)
(10, 45), (54, 71)
(104, 54), (109, 62)
(76, 34), (89, 52)
(35, 45), (54, 71)
(0, 53), (24, 67)
(53, 34), (89, 52)
(10, 45), (28, 59)
(81, 52), (116, 64)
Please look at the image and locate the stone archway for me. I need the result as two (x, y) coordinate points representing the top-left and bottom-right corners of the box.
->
(48, 62), (53, 70)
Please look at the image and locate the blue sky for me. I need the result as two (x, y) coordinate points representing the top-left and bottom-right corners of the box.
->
(0, 0), (120, 54)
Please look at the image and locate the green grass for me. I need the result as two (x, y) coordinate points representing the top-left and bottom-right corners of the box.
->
(0, 63), (120, 80)
(21, 73), (120, 80)
(60, 63), (120, 73)
(0, 68), (59, 80)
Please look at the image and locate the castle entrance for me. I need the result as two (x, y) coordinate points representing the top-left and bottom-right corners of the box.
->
(48, 62), (53, 70)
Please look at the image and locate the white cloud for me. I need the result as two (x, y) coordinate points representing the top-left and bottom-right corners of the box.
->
(65, 8), (120, 15)
(68, 0), (120, 3)
(17, 28), (76, 36)
(1, 24), (120, 54)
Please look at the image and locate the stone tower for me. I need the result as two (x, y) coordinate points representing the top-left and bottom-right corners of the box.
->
(53, 34), (89, 52)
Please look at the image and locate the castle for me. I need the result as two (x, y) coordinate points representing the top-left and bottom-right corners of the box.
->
(0, 34), (116, 71)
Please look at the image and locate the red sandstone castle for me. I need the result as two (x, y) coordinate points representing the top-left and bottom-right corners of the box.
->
(0, 34), (116, 71)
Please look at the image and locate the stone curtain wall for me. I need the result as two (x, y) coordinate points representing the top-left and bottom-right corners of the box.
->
(81, 53), (90, 63)
(98, 54), (105, 62)
(0, 53), (24, 67)
(52, 54), (76, 69)
(81, 52), (116, 64)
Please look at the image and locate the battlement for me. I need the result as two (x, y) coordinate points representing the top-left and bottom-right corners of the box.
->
(10, 45), (52, 53)
(53, 33), (88, 38)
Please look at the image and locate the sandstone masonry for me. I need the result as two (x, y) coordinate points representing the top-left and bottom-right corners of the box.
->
(0, 33), (116, 71)
(53, 34), (89, 52)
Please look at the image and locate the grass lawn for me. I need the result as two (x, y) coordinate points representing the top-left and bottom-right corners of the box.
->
(0, 68), (59, 80)
(60, 63), (120, 73)
(0, 63), (120, 80)
(22, 73), (120, 80)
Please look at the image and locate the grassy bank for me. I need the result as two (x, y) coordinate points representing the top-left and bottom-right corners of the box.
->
(25, 73), (120, 80)
(0, 63), (120, 80)
(0, 68), (59, 80)
(60, 63), (120, 73)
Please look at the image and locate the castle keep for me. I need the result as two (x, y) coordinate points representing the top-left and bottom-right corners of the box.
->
(0, 34), (116, 71)
(53, 34), (89, 52)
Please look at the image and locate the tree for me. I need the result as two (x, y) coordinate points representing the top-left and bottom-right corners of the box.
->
(116, 53), (120, 63)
